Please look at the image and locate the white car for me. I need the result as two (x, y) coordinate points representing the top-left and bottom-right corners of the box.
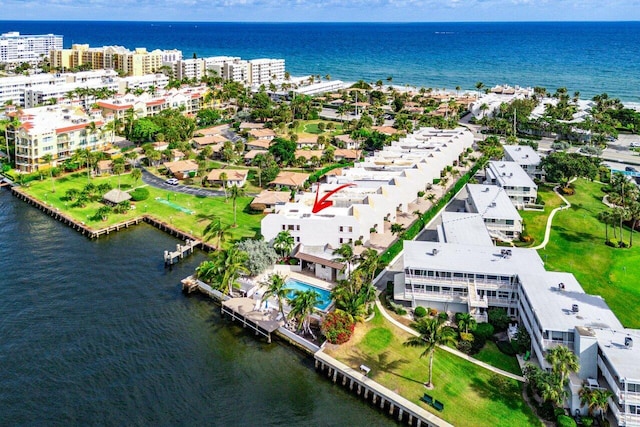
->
(165, 178), (179, 185)
(630, 142), (640, 148)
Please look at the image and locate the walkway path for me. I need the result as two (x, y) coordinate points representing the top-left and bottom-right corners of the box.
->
(531, 179), (575, 250)
(374, 300), (526, 382)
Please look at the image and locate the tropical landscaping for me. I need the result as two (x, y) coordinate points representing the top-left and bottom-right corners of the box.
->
(325, 307), (540, 427)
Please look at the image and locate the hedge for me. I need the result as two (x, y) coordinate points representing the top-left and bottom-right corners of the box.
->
(309, 161), (354, 182)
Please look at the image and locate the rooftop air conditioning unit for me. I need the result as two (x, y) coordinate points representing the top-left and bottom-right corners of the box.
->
(572, 304), (579, 313)
(625, 337), (633, 348)
(558, 282), (565, 290)
(484, 187), (490, 192)
(432, 248), (439, 256)
(490, 202), (497, 207)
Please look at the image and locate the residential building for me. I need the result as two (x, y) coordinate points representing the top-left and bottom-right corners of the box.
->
(163, 160), (199, 179)
(250, 190), (291, 213)
(397, 239), (638, 426)
(248, 58), (285, 86)
(206, 169), (248, 187)
(291, 244), (347, 282)
(269, 171), (310, 189)
(503, 145), (544, 180)
(7, 105), (110, 172)
(0, 31), (62, 65)
(465, 184), (523, 241)
(486, 160), (538, 208)
(261, 127), (473, 248)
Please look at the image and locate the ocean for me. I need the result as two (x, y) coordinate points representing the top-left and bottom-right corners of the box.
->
(1, 21), (639, 102)
(0, 190), (394, 425)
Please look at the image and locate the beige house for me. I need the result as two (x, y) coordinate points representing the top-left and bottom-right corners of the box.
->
(192, 134), (228, 149)
(333, 149), (361, 162)
(95, 160), (113, 176)
(248, 128), (276, 140)
(164, 159), (199, 179)
(250, 190), (291, 212)
(206, 169), (249, 187)
(246, 139), (271, 150)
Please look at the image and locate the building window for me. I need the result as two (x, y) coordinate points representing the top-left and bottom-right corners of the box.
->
(628, 405), (640, 415)
(506, 220), (514, 225)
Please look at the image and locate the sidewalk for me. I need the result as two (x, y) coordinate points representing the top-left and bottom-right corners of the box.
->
(374, 300), (526, 382)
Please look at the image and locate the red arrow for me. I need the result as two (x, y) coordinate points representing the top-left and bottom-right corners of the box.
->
(312, 183), (356, 214)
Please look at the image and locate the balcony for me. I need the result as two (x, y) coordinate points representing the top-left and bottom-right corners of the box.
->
(403, 289), (467, 304)
(542, 339), (574, 351)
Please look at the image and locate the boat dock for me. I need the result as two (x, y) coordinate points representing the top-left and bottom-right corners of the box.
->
(164, 239), (199, 266)
(221, 297), (285, 343)
(314, 351), (452, 427)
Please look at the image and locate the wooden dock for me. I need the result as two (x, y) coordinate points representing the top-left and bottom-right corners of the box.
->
(164, 239), (199, 266)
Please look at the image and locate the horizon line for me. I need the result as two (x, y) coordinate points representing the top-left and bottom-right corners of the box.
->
(1, 19), (639, 24)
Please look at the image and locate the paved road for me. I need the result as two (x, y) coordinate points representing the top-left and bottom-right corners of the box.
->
(141, 168), (228, 197)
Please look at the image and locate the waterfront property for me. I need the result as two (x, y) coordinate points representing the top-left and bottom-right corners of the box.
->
(465, 184), (523, 241)
(485, 161), (538, 209)
(261, 127), (473, 248)
(502, 145), (544, 180)
(284, 277), (333, 311)
(396, 238), (640, 426)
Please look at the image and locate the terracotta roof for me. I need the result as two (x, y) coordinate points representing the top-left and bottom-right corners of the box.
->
(372, 126), (398, 135)
(246, 139), (271, 150)
(334, 149), (361, 160)
(193, 134), (228, 146)
(248, 128), (276, 139)
(96, 160), (113, 170)
(164, 159), (199, 173)
(250, 190), (290, 207)
(294, 149), (323, 160)
(244, 149), (266, 160)
(270, 171), (309, 187)
(239, 122), (265, 130)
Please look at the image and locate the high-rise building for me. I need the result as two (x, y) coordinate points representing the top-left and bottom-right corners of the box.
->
(0, 31), (63, 64)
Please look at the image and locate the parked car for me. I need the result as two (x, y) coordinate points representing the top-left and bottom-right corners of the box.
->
(625, 166), (638, 172)
(630, 142), (640, 148)
(165, 178), (179, 185)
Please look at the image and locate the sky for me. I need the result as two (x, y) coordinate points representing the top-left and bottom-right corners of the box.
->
(0, 0), (639, 22)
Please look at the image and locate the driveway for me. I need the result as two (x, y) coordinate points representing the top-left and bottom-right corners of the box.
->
(141, 168), (229, 197)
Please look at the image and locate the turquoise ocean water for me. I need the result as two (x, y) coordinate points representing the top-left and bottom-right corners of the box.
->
(1, 21), (639, 101)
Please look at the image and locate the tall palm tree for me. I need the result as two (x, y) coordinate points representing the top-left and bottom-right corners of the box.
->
(273, 230), (294, 258)
(261, 273), (288, 319)
(545, 345), (579, 388)
(112, 159), (125, 190)
(203, 217), (232, 249)
(404, 317), (456, 388)
(332, 243), (357, 279)
(229, 184), (245, 227)
(358, 248), (380, 283)
(219, 171), (228, 199)
(288, 289), (321, 338)
(579, 387), (613, 420)
(41, 153), (55, 193)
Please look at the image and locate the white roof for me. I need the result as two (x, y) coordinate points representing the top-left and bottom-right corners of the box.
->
(439, 212), (494, 246)
(466, 184), (521, 221)
(403, 241), (544, 276)
(503, 145), (541, 166)
(594, 328), (640, 382)
(519, 270), (623, 333)
(488, 161), (537, 189)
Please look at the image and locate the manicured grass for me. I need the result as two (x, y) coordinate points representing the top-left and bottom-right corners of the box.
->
(519, 184), (564, 245)
(20, 171), (263, 244)
(473, 341), (522, 376)
(325, 308), (540, 427)
(540, 179), (640, 328)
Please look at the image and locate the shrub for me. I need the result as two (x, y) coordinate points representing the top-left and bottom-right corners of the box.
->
(438, 312), (449, 322)
(321, 312), (355, 344)
(473, 322), (495, 341)
(581, 417), (594, 427)
(456, 340), (473, 354)
(130, 187), (150, 201)
(414, 306), (427, 318)
(488, 307), (510, 331)
(556, 415), (576, 427)
(417, 191), (425, 197)
(459, 332), (474, 342)
(560, 186), (575, 195)
(496, 340), (518, 356)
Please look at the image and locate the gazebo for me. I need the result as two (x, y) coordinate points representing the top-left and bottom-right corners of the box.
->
(102, 189), (131, 206)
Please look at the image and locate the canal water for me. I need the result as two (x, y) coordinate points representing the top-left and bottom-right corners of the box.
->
(0, 190), (394, 426)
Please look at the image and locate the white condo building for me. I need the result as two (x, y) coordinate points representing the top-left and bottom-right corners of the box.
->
(503, 145), (544, 180)
(465, 184), (523, 241)
(486, 160), (538, 209)
(397, 239), (640, 426)
(261, 127), (473, 249)
(0, 31), (63, 64)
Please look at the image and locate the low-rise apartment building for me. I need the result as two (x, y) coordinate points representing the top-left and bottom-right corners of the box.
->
(486, 160), (538, 208)
(465, 183), (523, 241)
(503, 145), (544, 180)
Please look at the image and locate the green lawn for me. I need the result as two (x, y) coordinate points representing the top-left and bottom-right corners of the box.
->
(20, 171), (263, 244)
(325, 308), (540, 427)
(519, 184), (564, 246)
(540, 179), (640, 328)
(473, 341), (522, 376)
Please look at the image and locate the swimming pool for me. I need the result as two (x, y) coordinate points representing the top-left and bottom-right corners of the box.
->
(285, 278), (332, 311)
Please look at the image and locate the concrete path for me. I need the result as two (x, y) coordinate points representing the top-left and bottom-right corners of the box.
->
(531, 180), (574, 250)
(374, 300), (526, 382)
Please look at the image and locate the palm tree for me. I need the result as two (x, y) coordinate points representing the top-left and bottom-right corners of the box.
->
(41, 153), (55, 193)
(112, 159), (125, 190)
(358, 248), (380, 283)
(131, 167), (142, 184)
(261, 273), (288, 320)
(220, 171), (228, 199)
(457, 312), (476, 334)
(214, 246), (250, 295)
(273, 230), (294, 258)
(579, 387), (613, 420)
(332, 243), (357, 279)
(545, 345), (579, 388)
(288, 289), (321, 338)
(203, 217), (232, 249)
(598, 210), (614, 242)
(390, 223), (405, 236)
(404, 317), (456, 388)
(195, 259), (220, 284)
(229, 184), (245, 227)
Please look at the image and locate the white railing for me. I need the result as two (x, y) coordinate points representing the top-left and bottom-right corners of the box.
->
(406, 275), (514, 289)
(598, 355), (622, 400)
(405, 289), (467, 303)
